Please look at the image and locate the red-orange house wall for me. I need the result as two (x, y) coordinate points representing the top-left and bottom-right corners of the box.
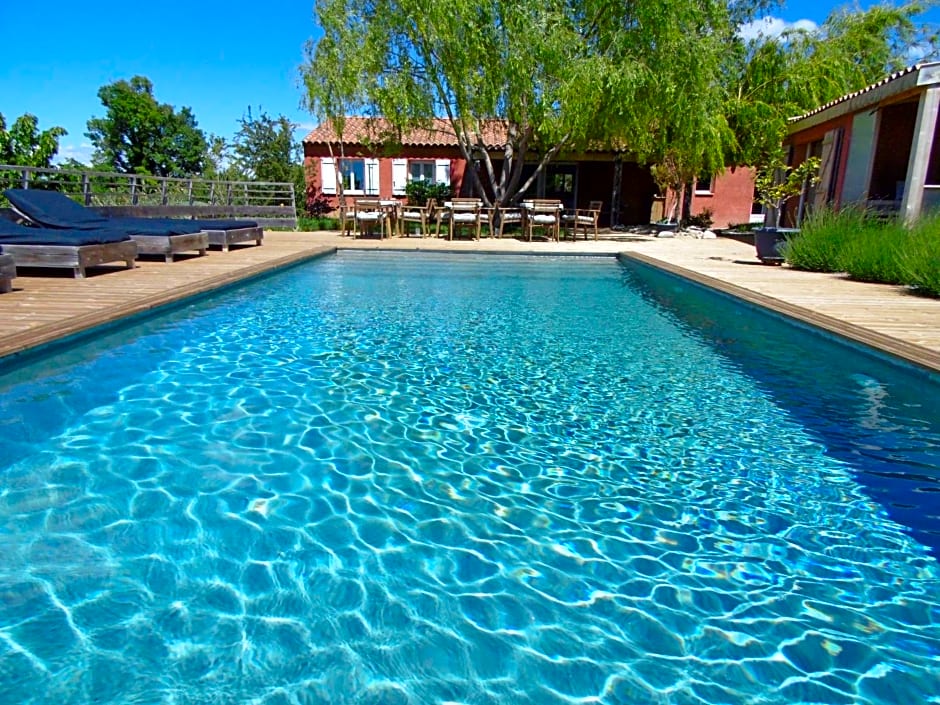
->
(303, 144), (467, 211)
(662, 168), (758, 229)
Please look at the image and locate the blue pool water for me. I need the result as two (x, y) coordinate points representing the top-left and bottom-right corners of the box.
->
(0, 251), (938, 704)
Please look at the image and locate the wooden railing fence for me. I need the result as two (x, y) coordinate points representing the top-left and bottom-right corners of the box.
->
(0, 165), (298, 229)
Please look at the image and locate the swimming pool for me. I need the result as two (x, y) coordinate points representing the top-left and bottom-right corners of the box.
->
(0, 251), (938, 704)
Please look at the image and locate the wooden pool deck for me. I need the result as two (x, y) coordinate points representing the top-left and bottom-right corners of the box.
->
(0, 230), (938, 372)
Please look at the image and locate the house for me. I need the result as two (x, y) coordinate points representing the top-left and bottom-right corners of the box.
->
(302, 118), (758, 229)
(656, 168), (763, 228)
(783, 62), (940, 224)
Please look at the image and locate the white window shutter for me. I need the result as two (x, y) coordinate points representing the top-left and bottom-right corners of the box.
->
(321, 158), (336, 194)
(435, 159), (451, 184)
(365, 158), (380, 195)
(392, 159), (407, 195)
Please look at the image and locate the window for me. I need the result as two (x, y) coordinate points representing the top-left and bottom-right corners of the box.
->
(409, 161), (435, 182)
(339, 159), (364, 191)
(319, 157), (378, 195)
(695, 174), (713, 194)
(551, 173), (574, 193)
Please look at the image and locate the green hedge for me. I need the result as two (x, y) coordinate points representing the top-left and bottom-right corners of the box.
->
(782, 208), (940, 297)
(297, 216), (340, 231)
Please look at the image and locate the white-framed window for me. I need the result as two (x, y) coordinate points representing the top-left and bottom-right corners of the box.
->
(409, 160), (436, 182)
(695, 174), (713, 194)
(319, 157), (378, 195)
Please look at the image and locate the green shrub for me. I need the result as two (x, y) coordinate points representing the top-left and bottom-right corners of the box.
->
(901, 212), (940, 297)
(839, 218), (907, 284)
(686, 208), (713, 229)
(404, 180), (452, 206)
(297, 216), (339, 231)
(782, 207), (940, 297)
(783, 207), (866, 272)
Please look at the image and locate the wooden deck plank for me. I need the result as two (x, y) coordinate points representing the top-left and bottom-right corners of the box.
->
(0, 231), (937, 372)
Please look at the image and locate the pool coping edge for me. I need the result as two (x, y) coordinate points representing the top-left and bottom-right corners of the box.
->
(620, 251), (940, 374)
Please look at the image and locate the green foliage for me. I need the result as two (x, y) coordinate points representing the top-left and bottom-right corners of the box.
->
(0, 113), (66, 167)
(686, 209), (714, 229)
(755, 157), (821, 227)
(839, 219), (908, 284)
(202, 135), (240, 181)
(303, 0), (735, 206)
(724, 2), (937, 169)
(783, 208), (940, 298)
(782, 207), (861, 271)
(404, 180), (452, 206)
(85, 76), (208, 177)
(297, 216), (340, 231)
(901, 212), (940, 297)
(231, 108), (300, 183)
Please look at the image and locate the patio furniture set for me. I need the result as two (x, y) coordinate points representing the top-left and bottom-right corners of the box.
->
(0, 188), (265, 290)
(338, 197), (603, 242)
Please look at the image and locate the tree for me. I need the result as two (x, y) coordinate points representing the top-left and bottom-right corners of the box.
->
(85, 76), (208, 177)
(228, 108), (306, 209)
(231, 108), (300, 182)
(302, 0), (737, 207)
(723, 2), (938, 170)
(0, 113), (66, 167)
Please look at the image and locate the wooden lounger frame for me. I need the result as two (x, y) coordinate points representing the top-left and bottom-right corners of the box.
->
(0, 253), (15, 292)
(132, 232), (209, 262)
(0, 240), (138, 279)
(204, 225), (264, 252)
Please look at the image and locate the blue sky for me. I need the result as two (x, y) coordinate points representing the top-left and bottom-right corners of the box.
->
(0, 0), (934, 165)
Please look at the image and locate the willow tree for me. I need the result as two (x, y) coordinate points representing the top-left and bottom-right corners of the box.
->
(724, 1), (939, 170)
(301, 0), (736, 207)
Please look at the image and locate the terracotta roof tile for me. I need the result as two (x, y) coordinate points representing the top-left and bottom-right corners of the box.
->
(303, 117), (509, 149)
(788, 62), (940, 125)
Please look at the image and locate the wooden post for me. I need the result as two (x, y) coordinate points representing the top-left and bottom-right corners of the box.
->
(901, 86), (940, 223)
(130, 176), (138, 205)
(20, 169), (29, 189)
(161, 179), (168, 205)
(82, 173), (91, 205)
(187, 179), (194, 205)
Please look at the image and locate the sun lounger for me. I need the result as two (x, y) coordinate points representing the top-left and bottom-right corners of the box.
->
(0, 222), (137, 278)
(0, 251), (15, 292)
(5, 188), (261, 258)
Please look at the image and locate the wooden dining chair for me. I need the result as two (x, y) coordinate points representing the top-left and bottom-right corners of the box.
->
(353, 198), (390, 239)
(562, 200), (603, 241)
(495, 204), (524, 238)
(337, 200), (356, 237)
(398, 198), (436, 237)
(448, 198), (483, 240)
(524, 199), (563, 242)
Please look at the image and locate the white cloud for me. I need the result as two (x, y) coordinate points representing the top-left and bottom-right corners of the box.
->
(907, 42), (937, 63)
(738, 16), (818, 42)
(54, 142), (93, 165)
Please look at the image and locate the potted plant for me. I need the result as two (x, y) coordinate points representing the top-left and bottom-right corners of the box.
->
(753, 157), (820, 263)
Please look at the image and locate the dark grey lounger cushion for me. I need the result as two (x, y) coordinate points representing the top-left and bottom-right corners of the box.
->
(5, 189), (259, 233)
(0, 221), (131, 246)
(5, 188), (110, 228)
